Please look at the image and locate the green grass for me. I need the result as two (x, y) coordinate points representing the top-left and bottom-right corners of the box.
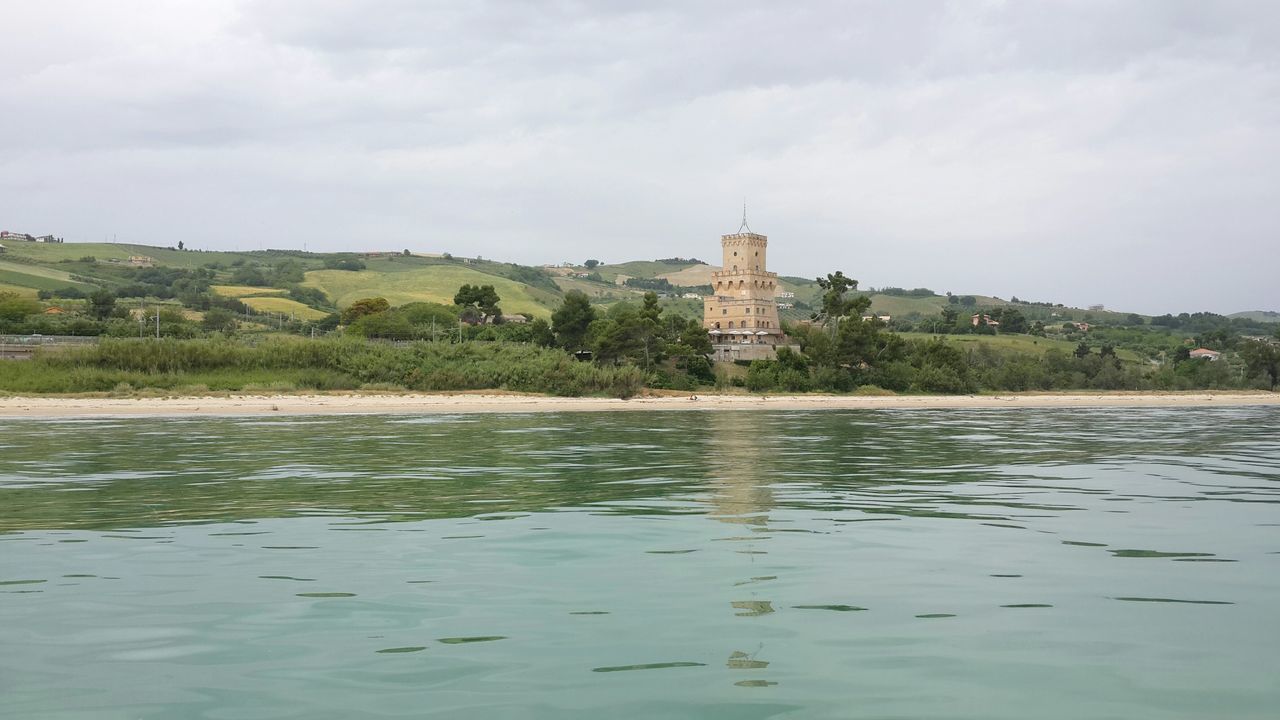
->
(0, 266), (96, 292)
(211, 285), (287, 298)
(899, 332), (1144, 363)
(241, 297), (330, 321)
(1228, 310), (1280, 324)
(0, 283), (38, 298)
(1, 338), (646, 398)
(304, 266), (559, 318)
(3, 242), (315, 271)
(553, 276), (625, 300)
(867, 294), (948, 317)
(595, 260), (697, 283)
(0, 259), (85, 282)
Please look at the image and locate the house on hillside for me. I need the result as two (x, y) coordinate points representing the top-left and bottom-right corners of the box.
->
(0, 243), (6, 254)
(1189, 348), (1221, 361)
(128, 255), (155, 267)
(776, 290), (796, 299)
(35, 235), (64, 243)
(682, 293), (702, 300)
(862, 314), (892, 323)
(1071, 321), (1091, 332)
(0, 231), (34, 242)
(971, 313), (1000, 327)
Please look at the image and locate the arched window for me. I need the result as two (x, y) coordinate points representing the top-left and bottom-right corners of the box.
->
(728, 321), (734, 329)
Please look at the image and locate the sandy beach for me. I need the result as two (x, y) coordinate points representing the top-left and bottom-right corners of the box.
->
(0, 391), (1277, 418)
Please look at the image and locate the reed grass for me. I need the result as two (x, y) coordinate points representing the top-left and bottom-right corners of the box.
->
(2, 338), (646, 398)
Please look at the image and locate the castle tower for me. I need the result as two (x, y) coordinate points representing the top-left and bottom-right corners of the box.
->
(703, 221), (784, 357)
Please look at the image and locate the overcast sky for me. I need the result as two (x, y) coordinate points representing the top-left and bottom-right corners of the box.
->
(2, 1), (1276, 314)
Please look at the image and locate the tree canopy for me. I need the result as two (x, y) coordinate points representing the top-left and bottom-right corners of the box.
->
(551, 290), (596, 351)
(453, 284), (501, 320)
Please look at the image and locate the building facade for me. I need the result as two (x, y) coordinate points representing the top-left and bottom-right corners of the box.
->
(703, 229), (788, 360)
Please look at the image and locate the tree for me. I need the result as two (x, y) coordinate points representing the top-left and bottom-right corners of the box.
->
(640, 292), (661, 324)
(0, 291), (40, 326)
(201, 307), (237, 333)
(588, 303), (659, 367)
(551, 290), (596, 351)
(177, 240), (185, 251)
(528, 318), (554, 347)
(453, 284), (501, 319)
(88, 289), (117, 320)
(323, 257), (366, 271)
(584, 259), (600, 269)
(403, 249), (411, 256)
(1074, 342), (1091, 358)
(231, 266), (269, 286)
(814, 271), (871, 323)
(995, 307), (1027, 334)
(676, 318), (712, 356)
(340, 297), (390, 324)
(1241, 340), (1280, 391)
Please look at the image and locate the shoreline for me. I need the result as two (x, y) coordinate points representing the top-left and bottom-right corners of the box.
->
(0, 391), (1277, 418)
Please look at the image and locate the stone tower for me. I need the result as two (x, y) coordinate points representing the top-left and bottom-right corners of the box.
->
(703, 224), (783, 356)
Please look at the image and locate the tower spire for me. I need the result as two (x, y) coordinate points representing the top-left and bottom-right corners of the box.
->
(738, 199), (751, 233)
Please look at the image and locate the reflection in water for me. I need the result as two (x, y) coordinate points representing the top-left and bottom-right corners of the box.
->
(703, 411), (780, 686)
(1, 408), (1279, 719)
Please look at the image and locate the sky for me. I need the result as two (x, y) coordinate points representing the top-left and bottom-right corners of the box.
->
(2, 1), (1277, 315)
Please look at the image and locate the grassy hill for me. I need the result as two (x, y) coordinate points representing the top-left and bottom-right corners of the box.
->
(240, 297), (330, 321)
(898, 331), (1138, 360)
(1229, 310), (1280, 324)
(594, 260), (703, 284)
(303, 265), (560, 318)
(1, 240), (1272, 335)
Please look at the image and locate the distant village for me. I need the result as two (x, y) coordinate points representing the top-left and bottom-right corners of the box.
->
(0, 230), (65, 253)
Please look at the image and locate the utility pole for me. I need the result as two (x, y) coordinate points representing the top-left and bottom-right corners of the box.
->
(155, 307), (160, 339)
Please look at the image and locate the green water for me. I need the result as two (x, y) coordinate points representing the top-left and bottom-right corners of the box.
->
(1, 408), (1278, 719)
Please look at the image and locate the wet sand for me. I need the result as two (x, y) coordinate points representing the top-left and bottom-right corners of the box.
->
(1, 391), (1277, 418)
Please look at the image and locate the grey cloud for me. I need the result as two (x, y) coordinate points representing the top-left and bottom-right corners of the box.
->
(0, 0), (1276, 314)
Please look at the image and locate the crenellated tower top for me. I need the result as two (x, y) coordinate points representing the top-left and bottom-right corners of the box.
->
(720, 231), (768, 274)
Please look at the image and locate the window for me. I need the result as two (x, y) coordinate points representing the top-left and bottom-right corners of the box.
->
(728, 321), (734, 329)
(722, 309), (727, 315)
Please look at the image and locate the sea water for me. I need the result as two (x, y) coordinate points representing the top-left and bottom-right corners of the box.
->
(1, 408), (1278, 719)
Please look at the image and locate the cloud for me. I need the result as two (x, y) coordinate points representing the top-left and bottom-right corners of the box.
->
(1, 0), (1276, 313)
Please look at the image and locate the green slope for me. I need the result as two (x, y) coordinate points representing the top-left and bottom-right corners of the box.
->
(595, 260), (700, 283)
(0, 260), (97, 292)
(303, 266), (559, 318)
(1228, 310), (1280, 324)
(898, 332), (1143, 363)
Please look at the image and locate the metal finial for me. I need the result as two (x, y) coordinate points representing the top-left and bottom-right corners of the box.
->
(738, 200), (751, 233)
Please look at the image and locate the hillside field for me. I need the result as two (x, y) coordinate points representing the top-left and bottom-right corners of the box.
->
(211, 285), (287, 298)
(303, 266), (559, 318)
(240, 297), (330, 321)
(898, 332), (1144, 363)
